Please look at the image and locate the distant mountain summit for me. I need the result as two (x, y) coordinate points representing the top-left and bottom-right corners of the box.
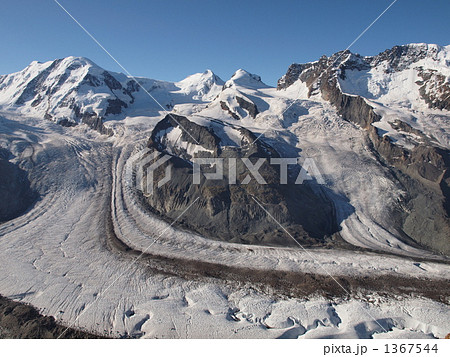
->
(0, 57), (133, 132)
(278, 43), (450, 111)
(176, 69), (224, 101)
(0, 57), (223, 132)
(224, 69), (269, 89)
(205, 69), (267, 120)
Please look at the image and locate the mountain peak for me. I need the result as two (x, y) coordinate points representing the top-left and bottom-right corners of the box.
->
(176, 69), (224, 101)
(179, 69), (223, 84)
(225, 69), (268, 89)
(231, 69), (261, 82)
(25, 56), (97, 71)
(59, 56), (97, 67)
(278, 42), (450, 91)
(202, 69), (215, 77)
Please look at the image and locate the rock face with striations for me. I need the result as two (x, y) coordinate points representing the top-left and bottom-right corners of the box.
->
(0, 148), (37, 222)
(141, 114), (340, 247)
(277, 44), (450, 255)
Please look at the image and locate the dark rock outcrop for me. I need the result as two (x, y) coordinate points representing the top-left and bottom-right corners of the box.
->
(80, 112), (112, 136)
(58, 118), (77, 127)
(0, 294), (103, 338)
(220, 101), (240, 120)
(0, 149), (37, 222)
(105, 98), (128, 116)
(140, 114), (341, 247)
(148, 114), (221, 159)
(236, 96), (259, 118)
(416, 68), (450, 110)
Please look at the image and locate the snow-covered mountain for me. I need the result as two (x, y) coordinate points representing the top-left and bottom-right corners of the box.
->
(278, 43), (450, 147)
(175, 69), (224, 101)
(0, 45), (449, 254)
(279, 43), (449, 101)
(337, 44), (450, 110)
(199, 69), (267, 120)
(1, 44), (448, 129)
(0, 56), (224, 131)
(1, 43), (450, 339)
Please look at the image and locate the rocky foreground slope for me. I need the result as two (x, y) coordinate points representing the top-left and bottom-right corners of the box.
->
(0, 295), (101, 338)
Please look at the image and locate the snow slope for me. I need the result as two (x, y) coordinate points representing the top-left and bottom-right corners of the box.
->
(337, 44), (450, 149)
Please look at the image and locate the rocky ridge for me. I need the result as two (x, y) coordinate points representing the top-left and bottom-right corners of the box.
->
(277, 44), (450, 254)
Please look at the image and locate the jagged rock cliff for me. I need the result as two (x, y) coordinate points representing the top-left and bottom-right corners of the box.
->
(278, 44), (450, 254)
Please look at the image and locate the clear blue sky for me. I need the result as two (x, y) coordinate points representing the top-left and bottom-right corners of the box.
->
(1, 0), (449, 86)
